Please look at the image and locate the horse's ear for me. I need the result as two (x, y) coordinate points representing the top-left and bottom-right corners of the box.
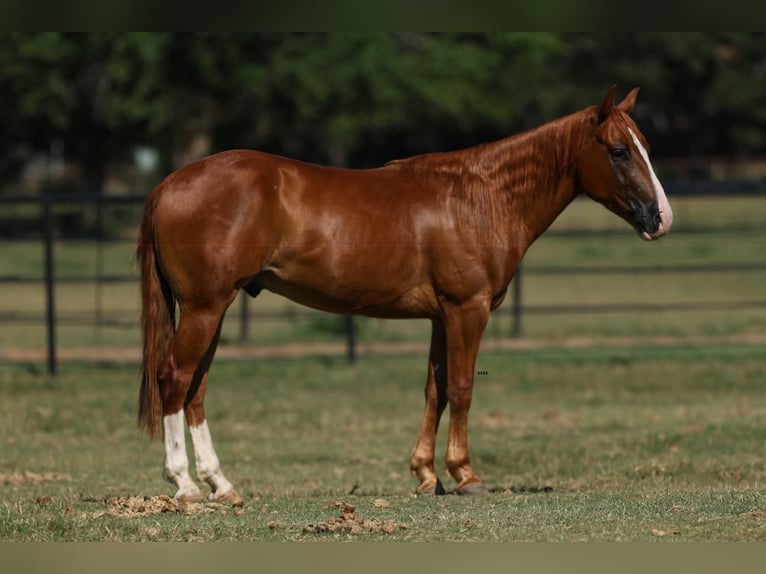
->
(617, 87), (640, 114)
(597, 85), (617, 124)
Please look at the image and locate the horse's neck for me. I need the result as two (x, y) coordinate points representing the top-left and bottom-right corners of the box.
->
(476, 112), (585, 248)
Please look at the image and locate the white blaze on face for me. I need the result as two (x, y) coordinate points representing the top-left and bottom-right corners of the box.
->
(628, 128), (673, 239)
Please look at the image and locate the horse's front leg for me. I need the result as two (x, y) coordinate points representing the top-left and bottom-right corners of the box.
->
(442, 297), (490, 494)
(410, 319), (448, 495)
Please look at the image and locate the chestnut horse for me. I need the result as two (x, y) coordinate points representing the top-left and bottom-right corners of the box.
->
(137, 86), (672, 502)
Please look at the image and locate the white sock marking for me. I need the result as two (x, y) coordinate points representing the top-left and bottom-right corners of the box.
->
(162, 411), (200, 498)
(189, 420), (233, 497)
(628, 128), (673, 237)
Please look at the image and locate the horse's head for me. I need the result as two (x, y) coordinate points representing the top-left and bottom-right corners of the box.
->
(576, 86), (673, 240)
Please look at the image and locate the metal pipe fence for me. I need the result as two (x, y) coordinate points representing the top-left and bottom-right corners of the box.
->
(1, 181), (765, 374)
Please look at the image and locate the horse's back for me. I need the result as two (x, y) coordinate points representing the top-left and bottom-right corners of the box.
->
(153, 148), (413, 212)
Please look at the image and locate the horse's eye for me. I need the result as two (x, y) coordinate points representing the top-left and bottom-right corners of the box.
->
(609, 146), (630, 161)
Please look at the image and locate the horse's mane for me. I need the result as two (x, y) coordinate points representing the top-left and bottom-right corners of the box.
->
(389, 109), (591, 243)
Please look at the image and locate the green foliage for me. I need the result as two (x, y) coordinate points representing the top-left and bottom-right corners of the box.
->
(2, 33), (766, 191)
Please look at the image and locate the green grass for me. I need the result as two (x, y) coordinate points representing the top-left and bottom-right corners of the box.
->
(1, 344), (764, 541)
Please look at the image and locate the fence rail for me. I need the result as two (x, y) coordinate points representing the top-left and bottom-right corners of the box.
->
(1, 181), (765, 374)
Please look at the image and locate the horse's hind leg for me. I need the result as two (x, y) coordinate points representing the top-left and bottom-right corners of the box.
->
(160, 301), (233, 501)
(184, 344), (242, 504)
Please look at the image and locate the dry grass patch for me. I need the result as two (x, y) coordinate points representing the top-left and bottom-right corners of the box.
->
(0, 471), (71, 486)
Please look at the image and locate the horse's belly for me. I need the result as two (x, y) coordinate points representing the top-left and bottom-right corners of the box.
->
(259, 270), (435, 319)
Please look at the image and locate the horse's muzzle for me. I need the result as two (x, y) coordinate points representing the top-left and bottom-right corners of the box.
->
(632, 200), (668, 241)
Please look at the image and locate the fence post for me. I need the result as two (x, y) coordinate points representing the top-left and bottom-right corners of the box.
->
(43, 195), (57, 376)
(239, 293), (249, 343)
(95, 196), (104, 338)
(511, 264), (523, 338)
(345, 315), (356, 364)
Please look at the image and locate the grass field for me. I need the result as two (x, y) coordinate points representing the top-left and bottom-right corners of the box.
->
(1, 344), (764, 541)
(1, 193), (764, 542)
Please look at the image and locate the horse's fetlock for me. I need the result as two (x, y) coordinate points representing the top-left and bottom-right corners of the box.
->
(195, 466), (214, 483)
(445, 456), (471, 478)
(163, 463), (183, 482)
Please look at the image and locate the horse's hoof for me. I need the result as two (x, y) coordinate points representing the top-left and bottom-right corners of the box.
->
(211, 489), (244, 507)
(174, 489), (203, 503)
(417, 477), (446, 496)
(456, 481), (487, 495)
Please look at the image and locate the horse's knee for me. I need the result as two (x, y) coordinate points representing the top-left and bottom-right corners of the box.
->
(446, 382), (473, 409)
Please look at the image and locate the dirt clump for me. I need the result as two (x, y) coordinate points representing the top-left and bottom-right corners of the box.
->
(95, 495), (228, 518)
(302, 501), (407, 535)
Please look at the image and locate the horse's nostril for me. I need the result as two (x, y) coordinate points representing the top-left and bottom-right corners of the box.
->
(650, 204), (662, 232)
(632, 201), (661, 234)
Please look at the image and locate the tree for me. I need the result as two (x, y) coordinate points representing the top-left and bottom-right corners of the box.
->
(0, 33), (167, 192)
(3, 33), (766, 194)
(215, 33), (567, 167)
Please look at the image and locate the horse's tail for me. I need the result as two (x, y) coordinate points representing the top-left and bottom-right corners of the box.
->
(136, 190), (174, 439)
